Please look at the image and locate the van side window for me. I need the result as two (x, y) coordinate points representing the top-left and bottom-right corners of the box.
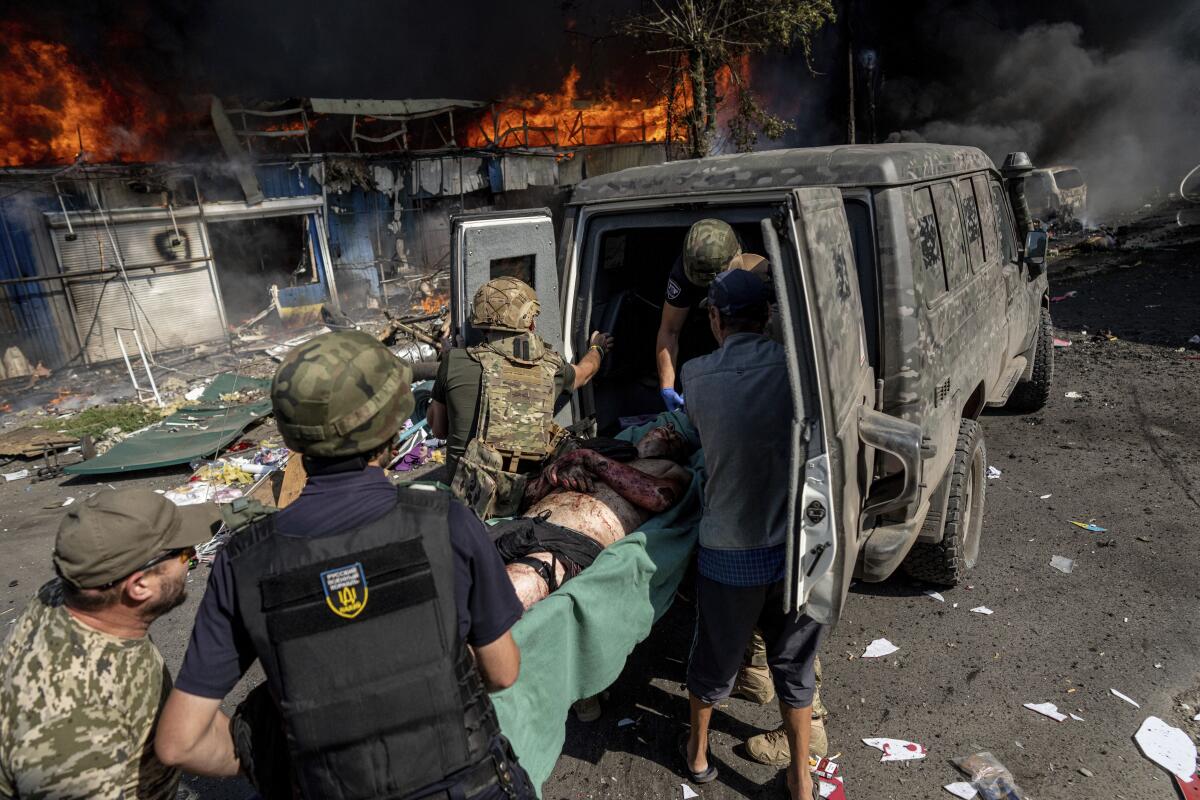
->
(957, 177), (985, 270)
(1053, 168), (1084, 190)
(972, 175), (997, 262)
(930, 182), (969, 288)
(989, 180), (1018, 263)
(843, 199), (879, 368)
(912, 185), (948, 301)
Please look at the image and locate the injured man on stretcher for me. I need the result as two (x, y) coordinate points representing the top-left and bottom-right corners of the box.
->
(488, 423), (694, 609)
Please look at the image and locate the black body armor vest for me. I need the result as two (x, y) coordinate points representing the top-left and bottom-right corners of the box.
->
(226, 486), (500, 800)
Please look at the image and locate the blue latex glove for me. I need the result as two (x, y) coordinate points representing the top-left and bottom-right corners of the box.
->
(660, 388), (685, 412)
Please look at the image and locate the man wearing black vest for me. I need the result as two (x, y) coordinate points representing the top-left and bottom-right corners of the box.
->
(155, 330), (535, 800)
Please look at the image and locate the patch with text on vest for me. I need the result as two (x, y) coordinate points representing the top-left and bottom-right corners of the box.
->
(321, 562), (368, 619)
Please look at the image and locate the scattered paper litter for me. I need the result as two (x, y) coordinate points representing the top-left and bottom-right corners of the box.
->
(1111, 688), (1141, 708)
(681, 785), (699, 799)
(1065, 391), (1084, 399)
(617, 718), (635, 727)
(987, 466), (1002, 479)
(952, 603), (959, 608)
(971, 606), (993, 615)
(1070, 521), (1107, 532)
(944, 782), (978, 799)
(925, 590), (945, 602)
(184, 385), (206, 401)
(1024, 702), (1069, 722)
(1134, 716), (1197, 782)
(862, 638), (900, 658)
(862, 737), (927, 762)
(1050, 555), (1075, 574)
(61, 497), (74, 506)
(1194, 713), (1200, 721)
(1070, 713), (1086, 722)
(2, 469), (29, 481)
(1040, 493), (1052, 499)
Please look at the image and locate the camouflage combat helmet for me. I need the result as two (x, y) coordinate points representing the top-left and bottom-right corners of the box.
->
(271, 330), (415, 458)
(683, 219), (741, 287)
(471, 277), (540, 333)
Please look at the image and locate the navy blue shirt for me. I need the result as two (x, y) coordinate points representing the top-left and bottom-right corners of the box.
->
(175, 466), (523, 699)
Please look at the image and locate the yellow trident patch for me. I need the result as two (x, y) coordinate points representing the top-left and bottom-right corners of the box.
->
(320, 563), (368, 619)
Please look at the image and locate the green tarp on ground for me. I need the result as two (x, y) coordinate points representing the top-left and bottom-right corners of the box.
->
(63, 374), (272, 476)
(490, 411), (705, 794)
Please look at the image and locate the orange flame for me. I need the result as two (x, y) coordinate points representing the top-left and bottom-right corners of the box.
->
(0, 23), (170, 166)
(417, 292), (448, 315)
(465, 67), (690, 149)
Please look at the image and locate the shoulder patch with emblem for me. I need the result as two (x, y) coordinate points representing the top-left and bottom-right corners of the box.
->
(321, 563), (368, 619)
(666, 278), (682, 301)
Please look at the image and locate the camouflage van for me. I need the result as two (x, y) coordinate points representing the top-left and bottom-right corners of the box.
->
(450, 144), (1051, 625)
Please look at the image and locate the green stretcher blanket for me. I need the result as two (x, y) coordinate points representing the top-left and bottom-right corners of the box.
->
(490, 410), (705, 794)
(64, 374), (272, 475)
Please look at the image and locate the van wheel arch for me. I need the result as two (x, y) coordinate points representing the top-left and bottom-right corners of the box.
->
(961, 382), (986, 421)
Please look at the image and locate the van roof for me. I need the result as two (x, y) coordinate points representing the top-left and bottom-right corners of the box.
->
(570, 143), (997, 205)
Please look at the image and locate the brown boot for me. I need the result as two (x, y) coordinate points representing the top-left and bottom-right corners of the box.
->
(732, 664), (776, 704)
(745, 716), (828, 767)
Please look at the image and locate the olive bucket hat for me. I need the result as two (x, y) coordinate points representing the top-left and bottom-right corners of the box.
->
(271, 329), (415, 459)
(683, 218), (741, 287)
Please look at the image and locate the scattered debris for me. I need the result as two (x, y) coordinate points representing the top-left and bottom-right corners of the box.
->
(970, 607), (993, 615)
(1052, 338), (1072, 348)
(1040, 493), (1052, 499)
(61, 497), (74, 506)
(0, 426), (79, 458)
(925, 590), (945, 602)
(1070, 521), (1107, 532)
(617, 718), (636, 727)
(862, 639), (899, 658)
(1050, 291), (1078, 302)
(1064, 391), (1084, 400)
(1134, 716), (1197, 782)
(862, 738), (926, 762)
(1190, 335), (1200, 345)
(986, 466), (1002, 479)
(1070, 713), (1085, 722)
(1050, 555), (1075, 574)
(1111, 688), (1141, 708)
(953, 751), (1028, 800)
(1024, 702), (1069, 722)
(1077, 767), (1094, 778)
(2, 469), (29, 481)
(943, 782), (978, 799)
(681, 784), (699, 799)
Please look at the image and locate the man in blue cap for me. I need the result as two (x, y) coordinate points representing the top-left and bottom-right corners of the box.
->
(679, 269), (826, 800)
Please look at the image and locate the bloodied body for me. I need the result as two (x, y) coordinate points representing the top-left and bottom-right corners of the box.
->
(503, 425), (693, 608)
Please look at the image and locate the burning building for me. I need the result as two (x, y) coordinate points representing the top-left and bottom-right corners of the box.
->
(0, 24), (685, 374)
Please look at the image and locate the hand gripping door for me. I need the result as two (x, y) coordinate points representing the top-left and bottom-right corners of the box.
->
(450, 209), (562, 353)
(771, 188), (875, 625)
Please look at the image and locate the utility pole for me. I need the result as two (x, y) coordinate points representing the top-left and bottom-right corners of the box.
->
(846, 6), (856, 145)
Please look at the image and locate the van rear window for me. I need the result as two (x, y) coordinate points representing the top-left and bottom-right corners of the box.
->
(1053, 169), (1085, 190)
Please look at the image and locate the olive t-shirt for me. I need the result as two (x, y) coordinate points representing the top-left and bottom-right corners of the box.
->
(433, 349), (576, 479)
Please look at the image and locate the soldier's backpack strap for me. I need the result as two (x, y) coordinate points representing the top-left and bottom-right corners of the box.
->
(220, 496), (280, 535)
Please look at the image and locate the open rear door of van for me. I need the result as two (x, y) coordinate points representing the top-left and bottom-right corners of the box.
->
(449, 209), (562, 354)
(770, 188), (876, 625)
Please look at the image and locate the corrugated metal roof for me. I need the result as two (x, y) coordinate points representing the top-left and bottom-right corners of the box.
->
(570, 144), (998, 205)
(310, 98), (487, 118)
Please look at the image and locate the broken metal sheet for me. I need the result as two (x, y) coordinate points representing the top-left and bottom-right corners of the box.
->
(488, 155), (558, 193)
(63, 374), (271, 476)
(409, 157), (487, 197)
(310, 98), (487, 118)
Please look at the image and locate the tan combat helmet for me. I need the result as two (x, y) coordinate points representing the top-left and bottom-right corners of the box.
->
(471, 277), (540, 333)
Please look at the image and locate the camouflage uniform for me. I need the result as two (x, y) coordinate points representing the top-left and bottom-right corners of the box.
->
(450, 279), (567, 519)
(0, 582), (178, 800)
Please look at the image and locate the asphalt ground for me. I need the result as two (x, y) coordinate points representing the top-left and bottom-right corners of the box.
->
(0, 207), (1196, 800)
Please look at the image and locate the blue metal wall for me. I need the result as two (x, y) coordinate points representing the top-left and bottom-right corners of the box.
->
(256, 163), (321, 199)
(0, 196), (66, 369)
(326, 186), (387, 298)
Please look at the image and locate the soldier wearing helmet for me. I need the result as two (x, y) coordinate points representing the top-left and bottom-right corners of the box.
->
(428, 277), (614, 519)
(656, 218), (743, 411)
(157, 330), (536, 800)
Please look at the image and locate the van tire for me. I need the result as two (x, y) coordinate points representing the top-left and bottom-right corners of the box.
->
(902, 419), (986, 587)
(1007, 307), (1053, 411)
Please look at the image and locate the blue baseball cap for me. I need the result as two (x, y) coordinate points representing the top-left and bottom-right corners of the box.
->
(707, 268), (771, 317)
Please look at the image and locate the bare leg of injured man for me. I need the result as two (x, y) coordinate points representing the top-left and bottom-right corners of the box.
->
(493, 424), (693, 609)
